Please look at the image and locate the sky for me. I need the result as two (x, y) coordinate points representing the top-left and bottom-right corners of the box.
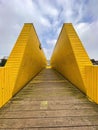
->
(0, 0), (98, 60)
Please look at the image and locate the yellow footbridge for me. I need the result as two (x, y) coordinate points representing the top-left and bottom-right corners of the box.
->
(0, 23), (98, 129)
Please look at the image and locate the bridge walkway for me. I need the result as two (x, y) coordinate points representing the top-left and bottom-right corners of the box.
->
(0, 68), (98, 129)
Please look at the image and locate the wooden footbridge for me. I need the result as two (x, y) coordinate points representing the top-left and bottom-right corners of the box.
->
(0, 23), (98, 129)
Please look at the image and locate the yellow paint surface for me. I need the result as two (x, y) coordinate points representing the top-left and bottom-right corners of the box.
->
(40, 101), (48, 109)
(85, 66), (98, 103)
(0, 23), (46, 107)
(51, 23), (92, 93)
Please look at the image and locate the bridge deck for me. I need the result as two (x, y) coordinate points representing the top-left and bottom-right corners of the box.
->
(0, 68), (98, 129)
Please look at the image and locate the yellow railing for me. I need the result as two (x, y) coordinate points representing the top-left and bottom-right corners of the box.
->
(51, 23), (92, 93)
(0, 23), (46, 107)
(51, 23), (98, 104)
(85, 65), (98, 103)
(1, 23), (98, 105)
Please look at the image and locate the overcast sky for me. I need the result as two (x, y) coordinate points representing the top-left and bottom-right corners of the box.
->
(0, 0), (98, 60)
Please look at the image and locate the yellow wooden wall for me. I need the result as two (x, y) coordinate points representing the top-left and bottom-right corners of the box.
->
(51, 23), (92, 93)
(0, 23), (46, 107)
(85, 66), (98, 103)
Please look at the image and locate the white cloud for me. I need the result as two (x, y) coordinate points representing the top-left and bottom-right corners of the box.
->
(36, 0), (58, 17)
(0, 0), (98, 60)
(39, 17), (51, 27)
(75, 21), (98, 59)
(47, 39), (57, 46)
(43, 47), (53, 60)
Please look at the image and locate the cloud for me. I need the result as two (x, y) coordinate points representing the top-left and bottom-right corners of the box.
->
(43, 47), (53, 60)
(0, 0), (98, 60)
(47, 39), (57, 46)
(39, 17), (51, 27)
(35, 0), (59, 18)
(75, 21), (98, 59)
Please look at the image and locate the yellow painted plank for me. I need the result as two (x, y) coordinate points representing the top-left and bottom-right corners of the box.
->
(86, 66), (98, 104)
(0, 68), (3, 107)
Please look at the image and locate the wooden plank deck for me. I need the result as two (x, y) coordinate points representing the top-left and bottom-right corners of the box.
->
(0, 68), (98, 130)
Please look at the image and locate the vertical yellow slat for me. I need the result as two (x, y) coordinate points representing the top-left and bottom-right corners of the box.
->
(0, 68), (3, 107)
(86, 66), (98, 104)
(97, 68), (98, 103)
(3, 67), (11, 106)
(91, 66), (93, 100)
